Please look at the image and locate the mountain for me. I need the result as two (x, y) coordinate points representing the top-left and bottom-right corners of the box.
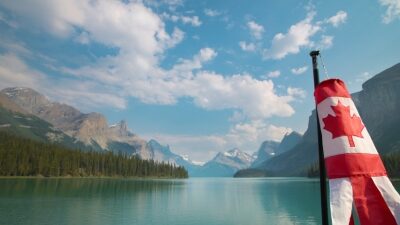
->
(0, 88), (194, 178)
(192, 148), (253, 177)
(276, 131), (302, 155)
(236, 62), (400, 177)
(0, 87), (150, 155)
(250, 131), (302, 168)
(146, 139), (187, 164)
(250, 131), (303, 168)
(0, 87), (197, 170)
(0, 87), (201, 173)
(0, 93), (87, 149)
(355, 63), (400, 154)
(0, 92), (28, 114)
(145, 139), (202, 174)
(251, 141), (279, 167)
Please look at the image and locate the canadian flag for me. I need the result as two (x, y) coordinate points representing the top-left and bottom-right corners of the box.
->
(314, 79), (400, 225)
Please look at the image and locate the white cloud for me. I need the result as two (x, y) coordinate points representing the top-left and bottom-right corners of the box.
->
(162, 12), (202, 26)
(239, 41), (256, 52)
(263, 11), (320, 60)
(262, 10), (346, 60)
(59, 45), (297, 120)
(204, 9), (221, 17)
(0, 0), (302, 121)
(317, 35), (334, 49)
(0, 53), (44, 90)
(1, 0), (184, 62)
(326, 10), (347, 27)
(287, 87), (306, 99)
(74, 31), (90, 44)
(0, 39), (32, 56)
(227, 121), (291, 143)
(267, 70), (281, 78)
(0, 12), (18, 28)
(379, 0), (400, 24)
(180, 15), (202, 26)
(247, 21), (264, 39)
(144, 0), (183, 11)
(0, 53), (125, 111)
(47, 85), (127, 110)
(189, 71), (296, 119)
(0, 1), (312, 162)
(291, 66), (308, 75)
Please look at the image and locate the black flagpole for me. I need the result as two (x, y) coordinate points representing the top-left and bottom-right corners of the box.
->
(310, 50), (329, 225)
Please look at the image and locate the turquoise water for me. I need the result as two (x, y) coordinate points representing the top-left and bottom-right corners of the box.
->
(0, 177), (391, 225)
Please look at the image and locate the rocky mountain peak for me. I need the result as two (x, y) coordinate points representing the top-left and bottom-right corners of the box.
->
(109, 120), (131, 137)
(251, 140), (280, 167)
(147, 139), (172, 154)
(74, 113), (109, 146)
(276, 131), (303, 155)
(0, 93), (28, 114)
(119, 120), (127, 131)
(0, 87), (51, 114)
(213, 148), (253, 168)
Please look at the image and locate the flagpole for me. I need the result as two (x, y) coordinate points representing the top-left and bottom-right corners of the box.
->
(310, 50), (329, 225)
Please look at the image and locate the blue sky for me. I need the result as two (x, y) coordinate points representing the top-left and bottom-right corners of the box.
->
(0, 0), (399, 162)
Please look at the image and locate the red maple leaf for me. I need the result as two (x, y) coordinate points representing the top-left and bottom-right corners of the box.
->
(322, 101), (364, 147)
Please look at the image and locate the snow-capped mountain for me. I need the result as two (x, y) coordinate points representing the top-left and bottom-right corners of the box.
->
(191, 148), (254, 177)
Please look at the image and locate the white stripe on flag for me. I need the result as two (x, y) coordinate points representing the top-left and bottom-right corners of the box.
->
(372, 176), (400, 224)
(329, 178), (353, 225)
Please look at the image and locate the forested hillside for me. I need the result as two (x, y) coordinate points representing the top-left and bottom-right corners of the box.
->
(0, 132), (188, 178)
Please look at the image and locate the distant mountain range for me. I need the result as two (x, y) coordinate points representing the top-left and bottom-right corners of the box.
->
(191, 131), (302, 177)
(251, 132), (302, 168)
(0, 87), (191, 167)
(0, 87), (258, 177)
(0, 93), (88, 150)
(190, 148), (254, 177)
(236, 62), (400, 177)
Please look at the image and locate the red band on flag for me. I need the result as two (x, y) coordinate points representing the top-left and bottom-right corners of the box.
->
(314, 79), (351, 104)
(351, 176), (397, 225)
(325, 153), (387, 179)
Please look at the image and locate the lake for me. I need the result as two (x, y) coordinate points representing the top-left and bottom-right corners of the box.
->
(1, 178), (398, 225)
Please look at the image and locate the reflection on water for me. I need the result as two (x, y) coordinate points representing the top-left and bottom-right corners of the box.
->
(2, 178), (398, 225)
(255, 178), (321, 224)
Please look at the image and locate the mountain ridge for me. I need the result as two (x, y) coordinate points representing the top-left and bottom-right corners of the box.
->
(0, 87), (194, 169)
(191, 148), (253, 177)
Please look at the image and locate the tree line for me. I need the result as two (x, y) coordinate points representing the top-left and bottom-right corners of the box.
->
(0, 132), (188, 178)
(307, 153), (400, 178)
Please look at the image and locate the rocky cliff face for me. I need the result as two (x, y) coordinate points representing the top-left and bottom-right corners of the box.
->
(250, 131), (303, 170)
(1, 88), (83, 131)
(0, 87), (198, 169)
(0, 92), (28, 114)
(145, 139), (188, 163)
(276, 131), (303, 155)
(251, 141), (279, 167)
(0, 87), (148, 155)
(0, 95), (86, 149)
(74, 113), (109, 148)
(356, 63), (400, 153)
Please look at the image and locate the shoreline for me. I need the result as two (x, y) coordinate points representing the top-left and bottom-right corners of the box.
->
(0, 175), (188, 180)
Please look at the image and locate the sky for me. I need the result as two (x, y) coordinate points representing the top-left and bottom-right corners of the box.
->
(0, 0), (399, 162)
